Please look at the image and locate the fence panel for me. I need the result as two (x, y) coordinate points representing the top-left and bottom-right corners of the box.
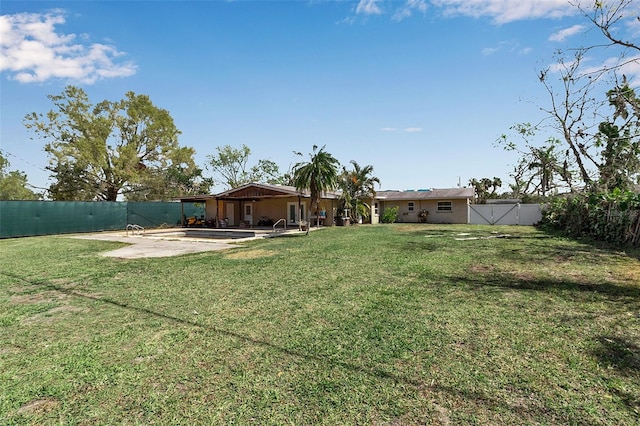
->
(518, 204), (543, 225)
(0, 201), (201, 238)
(468, 204), (542, 225)
(128, 202), (180, 228)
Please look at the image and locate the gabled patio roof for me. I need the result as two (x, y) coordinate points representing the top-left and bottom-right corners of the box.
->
(174, 194), (217, 202)
(214, 182), (340, 201)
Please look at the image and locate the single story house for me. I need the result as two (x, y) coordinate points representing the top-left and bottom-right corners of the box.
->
(178, 183), (474, 227)
(371, 188), (475, 224)
(177, 182), (340, 228)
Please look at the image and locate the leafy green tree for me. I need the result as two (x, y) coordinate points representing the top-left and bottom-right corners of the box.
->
(339, 160), (380, 222)
(24, 86), (196, 201)
(292, 145), (340, 231)
(124, 166), (213, 201)
(206, 144), (285, 190)
(0, 153), (39, 200)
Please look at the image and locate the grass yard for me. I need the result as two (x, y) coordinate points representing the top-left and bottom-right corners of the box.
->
(1, 224), (639, 425)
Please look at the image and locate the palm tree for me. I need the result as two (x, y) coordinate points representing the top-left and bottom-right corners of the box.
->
(292, 145), (340, 232)
(340, 161), (380, 223)
(528, 145), (561, 196)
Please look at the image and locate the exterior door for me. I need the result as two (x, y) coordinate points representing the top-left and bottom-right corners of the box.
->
(244, 203), (253, 225)
(287, 202), (305, 224)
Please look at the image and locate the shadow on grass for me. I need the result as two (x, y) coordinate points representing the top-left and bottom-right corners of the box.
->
(6, 270), (636, 423)
(452, 272), (640, 303)
(592, 336), (640, 414)
(593, 336), (640, 375)
(4, 271), (423, 388)
(537, 227), (640, 259)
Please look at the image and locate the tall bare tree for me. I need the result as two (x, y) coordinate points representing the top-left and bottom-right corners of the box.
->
(532, 0), (639, 190)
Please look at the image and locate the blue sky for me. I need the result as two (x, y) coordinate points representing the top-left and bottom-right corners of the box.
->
(1, 0), (639, 195)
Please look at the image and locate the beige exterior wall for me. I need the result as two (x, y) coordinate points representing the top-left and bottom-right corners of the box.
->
(381, 199), (469, 224)
(205, 200), (217, 220)
(211, 197), (339, 226)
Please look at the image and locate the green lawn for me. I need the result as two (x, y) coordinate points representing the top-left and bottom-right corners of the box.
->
(1, 224), (639, 425)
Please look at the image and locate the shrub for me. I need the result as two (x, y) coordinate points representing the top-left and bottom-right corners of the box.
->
(381, 206), (399, 224)
(540, 189), (640, 246)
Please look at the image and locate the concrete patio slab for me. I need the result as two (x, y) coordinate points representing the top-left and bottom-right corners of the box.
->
(70, 231), (245, 259)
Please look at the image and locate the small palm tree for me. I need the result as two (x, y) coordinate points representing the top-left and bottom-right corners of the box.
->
(292, 145), (340, 232)
(340, 161), (380, 223)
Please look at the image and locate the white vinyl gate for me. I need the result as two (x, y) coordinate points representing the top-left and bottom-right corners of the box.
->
(468, 203), (542, 225)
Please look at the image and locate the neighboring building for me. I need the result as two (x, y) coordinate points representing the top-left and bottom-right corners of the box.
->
(177, 183), (474, 227)
(371, 188), (474, 224)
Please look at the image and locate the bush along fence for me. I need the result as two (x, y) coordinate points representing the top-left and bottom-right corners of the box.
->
(0, 201), (203, 239)
(541, 189), (640, 246)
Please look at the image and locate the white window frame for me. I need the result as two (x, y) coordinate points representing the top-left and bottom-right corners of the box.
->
(408, 202), (415, 212)
(287, 202), (306, 224)
(437, 201), (452, 212)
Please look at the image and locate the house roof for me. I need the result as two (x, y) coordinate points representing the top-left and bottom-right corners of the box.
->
(376, 187), (474, 201)
(214, 182), (340, 200)
(177, 184), (473, 202)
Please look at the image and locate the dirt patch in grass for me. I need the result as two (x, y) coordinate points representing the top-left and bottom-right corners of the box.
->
(9, 290), (68, 305)
(469, 264), (495, 274)
(17, 398), (59, 415)
(22, 305), (88, 324)
(224, 249), (275, 260)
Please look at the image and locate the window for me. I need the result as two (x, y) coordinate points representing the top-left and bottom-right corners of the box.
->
(374, 202), (379, 215)
(408, 202), (415, 212)
(437, 201), (452, 212)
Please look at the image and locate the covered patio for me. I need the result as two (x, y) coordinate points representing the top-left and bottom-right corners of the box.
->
(177, 183), (340, 230)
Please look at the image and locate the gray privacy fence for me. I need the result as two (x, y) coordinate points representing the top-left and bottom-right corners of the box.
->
(469, 203), (543, 225)
(0, 201), (203, 238)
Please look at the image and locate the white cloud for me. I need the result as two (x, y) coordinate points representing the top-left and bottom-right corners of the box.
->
(482, 40), (530, 56)
(0, 11), (136, 84)
(404, 127), (423, 132)
(356, 0), (383, 16)
(548, 53), (640, 86)
(626, 13), (640, 39)
(619, 56), (640, 86)
(350, 0), (576, 24)
(380, 127), (397, 131)
(430, 0), (576, 24)
(549, 24), (585, 42)
(482, 46), (500, 56)
(393, 0), (428, 22)
(586, 55), (640, 84)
